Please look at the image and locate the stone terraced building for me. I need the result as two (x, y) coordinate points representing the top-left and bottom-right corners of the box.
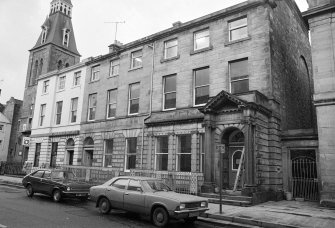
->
(21, 0), (320, 203)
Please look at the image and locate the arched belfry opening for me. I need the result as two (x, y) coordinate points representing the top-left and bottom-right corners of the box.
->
(221, 127), (245, 189)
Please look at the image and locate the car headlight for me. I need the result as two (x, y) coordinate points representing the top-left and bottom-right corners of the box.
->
(179, 203), (186, 210)
(201, 201), (207, 207)
(66, 187), (71, 191)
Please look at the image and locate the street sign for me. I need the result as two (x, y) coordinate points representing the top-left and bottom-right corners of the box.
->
(22, 137), (30, 146)
(216, 144), (225, 154)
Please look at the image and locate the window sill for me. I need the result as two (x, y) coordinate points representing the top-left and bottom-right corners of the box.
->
(106, 116), (116, 120)
(88, 79), (100, 84)
(72, 85), (80, 89)
(41, 92), (49, 96)
(129, 66), (143, 72)
(163, 108), (176, 112)
(225, 36), (251, 46)
(160, 54), (180, 63)
(107, 75), (118, 79)
(193, 103), (206, 108)
(190, 45), (213, 56)
(128, 112), (139, 116)
(56, 89), (65, 93)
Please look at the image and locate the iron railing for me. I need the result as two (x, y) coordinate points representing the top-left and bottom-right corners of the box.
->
(58, 165), (204, 195)
(0, 162), (26, 176)
(291, 157), (319, 201)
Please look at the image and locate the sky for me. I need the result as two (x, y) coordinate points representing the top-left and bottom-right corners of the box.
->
(0, 0), (308, 103)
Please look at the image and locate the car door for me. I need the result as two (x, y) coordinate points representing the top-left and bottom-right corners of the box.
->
(29, 170), (45, 193)
(105, 178), (129, 210)
(41, 171), (54, 195)
(123, 179), (145, 214)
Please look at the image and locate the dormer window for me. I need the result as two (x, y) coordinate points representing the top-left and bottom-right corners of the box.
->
(41, 27), (48, 44)
(63, 29), (70, 47)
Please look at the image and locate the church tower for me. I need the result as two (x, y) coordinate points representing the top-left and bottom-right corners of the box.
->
(19, 0), (80, 159)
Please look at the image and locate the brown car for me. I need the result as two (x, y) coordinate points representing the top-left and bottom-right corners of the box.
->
(89, 176), (209, 227)
(22, 169), (92, 202)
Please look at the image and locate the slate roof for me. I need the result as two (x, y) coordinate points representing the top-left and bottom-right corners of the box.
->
(31, 12), (80, 56)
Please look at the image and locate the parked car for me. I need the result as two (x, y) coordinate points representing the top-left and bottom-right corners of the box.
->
(89, 176), (209, 227)
(22, 169), (92, 202)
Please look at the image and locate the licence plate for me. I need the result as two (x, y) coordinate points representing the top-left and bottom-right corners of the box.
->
(189, 212), (199, 217)
(76, 194), (85, 196)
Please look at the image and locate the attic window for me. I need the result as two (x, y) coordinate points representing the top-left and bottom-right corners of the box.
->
(63, 29), (70, 47)
(41, 27), (48, 44)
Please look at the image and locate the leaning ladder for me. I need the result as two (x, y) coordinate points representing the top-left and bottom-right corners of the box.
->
(233, 147), (245, 192)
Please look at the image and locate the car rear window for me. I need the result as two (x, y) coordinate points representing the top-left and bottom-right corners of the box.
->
(32, 171), (44, 178)
(112, 179), (129, 189)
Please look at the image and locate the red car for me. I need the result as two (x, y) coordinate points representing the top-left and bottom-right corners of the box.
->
(22, 169), (92, 202)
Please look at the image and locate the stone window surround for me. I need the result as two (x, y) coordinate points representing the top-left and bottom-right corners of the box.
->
(106, 89), (117, 119)
(39, 104), (46, 127)
(55, 101), (63, 125)
(193, 66), (210, 107)
(58, 75), (66, 91)
(90, 65), (100, 82)
(128, 82), (140, 115)
(162, 74), (177, 111)
(73, 71), (81, 87)
(193, 27), (210, 52)
(42, 80), (49, 94)
(70, 97), (78, 123)
(154, 136), (169, 171)
(109, 59), (120, 77)
(228, 57), (249, 94)
(130, 49), (143, 70)
(87, 93), (97, 121)
(228, 15), (248, 42)
(163, 37), (179, 60)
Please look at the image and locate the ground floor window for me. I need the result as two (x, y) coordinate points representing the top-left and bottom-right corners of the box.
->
(50, 142), (58, 168)
(155, 136), (168, 171)
(200, 134), (205, 172)
(177, 135), (191, 172)
(125, 137), (137, 170)
(104, 139), (113, 167)
(34, 143), (41, 167)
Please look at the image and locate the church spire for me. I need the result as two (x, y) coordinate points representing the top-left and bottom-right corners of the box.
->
(31, 0), (80, 56)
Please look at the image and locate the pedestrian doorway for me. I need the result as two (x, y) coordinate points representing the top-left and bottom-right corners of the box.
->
(221, 128), (245, 189)
(290, 149), (319, 201)
(83, 137), (94, 167)
(66, 138), (75, 165)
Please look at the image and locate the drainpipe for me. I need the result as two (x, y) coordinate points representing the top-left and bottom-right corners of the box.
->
(141, 41), (155, 169)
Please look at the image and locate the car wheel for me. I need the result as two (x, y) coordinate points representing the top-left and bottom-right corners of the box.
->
(152, 207), (169, 227)
(52, 189), (62, 202)
(184, 217), (197, 224)
(98, 197), (111, 214)
(26, 184), (34, 197)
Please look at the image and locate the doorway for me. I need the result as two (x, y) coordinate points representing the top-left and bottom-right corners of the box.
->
(83, 137), (94, 167)
(221, 128), (245, 189)
(66, 138), (75, 165)
(290, 149), (319, 201)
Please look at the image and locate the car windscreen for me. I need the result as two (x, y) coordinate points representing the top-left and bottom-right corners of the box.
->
(51, 171), (76, 181)
(145, 180), (172, 192)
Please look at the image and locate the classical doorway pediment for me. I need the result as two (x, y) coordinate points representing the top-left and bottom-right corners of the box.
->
(199, 90), (246, 114)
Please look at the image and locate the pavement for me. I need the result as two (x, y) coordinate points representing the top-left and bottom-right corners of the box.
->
(1, 174), (335, 228)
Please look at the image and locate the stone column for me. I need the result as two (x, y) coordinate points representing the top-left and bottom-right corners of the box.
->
(201, 117), (216, 192)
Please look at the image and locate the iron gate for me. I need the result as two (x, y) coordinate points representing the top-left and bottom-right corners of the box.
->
(291, 156), (319, 201)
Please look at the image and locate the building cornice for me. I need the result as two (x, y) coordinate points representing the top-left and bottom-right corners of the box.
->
(86, 1), (266, 65)
(302, 4), (335, 25)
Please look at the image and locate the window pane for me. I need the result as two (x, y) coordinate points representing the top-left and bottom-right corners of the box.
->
(179, 154), (191, 172)
(231, 79), (249, 94)
(230, 59), (248, 78)
(195, 36), (210, 50)
(89, 108), (95, 120)
(112, 179), (128, 189)
(108, 104), (116, 118)
(156, 154), (168, 171)
(180, 135), (191, 154)
(127, 138), (137, 154)
(108, 90), (117, 104)
(89, 94), (97, 107)
(165, 46), (178, 59)
(229, 18), (247, 29)
(130, 84), (140, 99)
(128, 155), (136, 169)
(195, 86), (209, 105)
(106, 139), (113, 154)
(56, 101), (63, 113)
(158, 136), (168, 154)
(71, 98), (78, 110)
(130, 99), (139, 114)
(195, 68), (209, 86)
(230, 26), (248, 41)
(164, 75), (176, 92)
(104, 155), (113, 167)
(164, 92), (176, 109)
(166, 39), (178, 48)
